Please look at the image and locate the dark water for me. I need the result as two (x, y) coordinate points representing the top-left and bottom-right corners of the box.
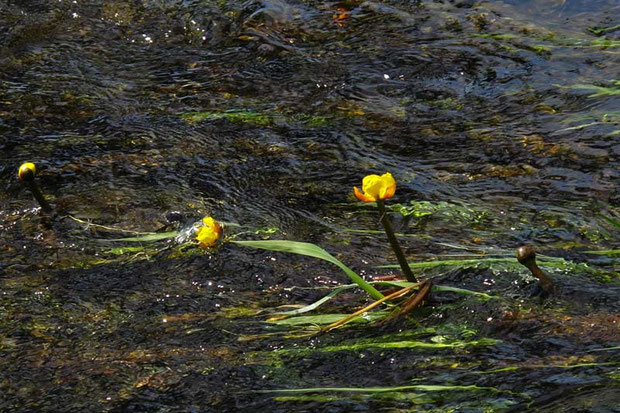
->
(1, 0), (619, 411)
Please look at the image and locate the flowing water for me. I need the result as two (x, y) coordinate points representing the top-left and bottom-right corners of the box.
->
(1, 0), (619, 411)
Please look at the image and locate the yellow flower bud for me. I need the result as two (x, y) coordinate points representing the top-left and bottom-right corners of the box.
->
(353, 172), (396, 202)
(196, 217), (223, 247)
(18, 162), (36, 181)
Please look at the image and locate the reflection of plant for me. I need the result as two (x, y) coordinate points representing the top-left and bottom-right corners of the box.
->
(390, 201), (489, 226)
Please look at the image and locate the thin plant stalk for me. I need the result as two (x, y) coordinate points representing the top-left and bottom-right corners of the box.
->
(322, 282), (423, 332)
(376, 200), (417, 282)
(25, 180), (53, 213)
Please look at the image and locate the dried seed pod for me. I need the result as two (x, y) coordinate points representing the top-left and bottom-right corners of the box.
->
(517, 245), (555, 294)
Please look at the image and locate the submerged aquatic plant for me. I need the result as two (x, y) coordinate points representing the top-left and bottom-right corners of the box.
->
(354, 172), (418, 283)
(233, 239), (384, 300)
(84, 172), (437, 329)
(44, 158), (608, 333)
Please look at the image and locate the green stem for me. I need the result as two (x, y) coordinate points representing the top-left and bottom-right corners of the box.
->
(376, 200), (417, 282)
(26, 180), (53, 213)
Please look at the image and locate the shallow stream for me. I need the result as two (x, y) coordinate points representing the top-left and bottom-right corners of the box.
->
(1, 0), (619, 411)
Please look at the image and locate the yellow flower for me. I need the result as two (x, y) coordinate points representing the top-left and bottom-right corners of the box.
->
(196, 217), (223, 247)
(18, 162), (36, 181)
(353, 172), (396, 202)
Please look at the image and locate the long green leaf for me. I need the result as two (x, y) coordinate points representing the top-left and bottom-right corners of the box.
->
(584, 249), (620, 256)
(232, 240), (384, 300)
(274, 285), (355, 315)
(274, 282), (498, 317)
(108, 231), (179, 242)
(370, 281), (500, 299)
(256, 384), (504, 394)
(377, 257), (517, 269)
(269, 312), (388, 326)
(278, 338), (500, 353)
(431, 285), (497, 300)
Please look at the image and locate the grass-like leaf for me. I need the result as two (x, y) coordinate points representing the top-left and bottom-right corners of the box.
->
(256, 384), (504, 394)
(584, 249), (620, 256)
(431, 285), (497, 300)
(268, 312), (389, 326)
(377, 257), (517, 269)
(274, 285), (355, 315)
(233, 240), (384, 300)
(109, 231), (179, 242)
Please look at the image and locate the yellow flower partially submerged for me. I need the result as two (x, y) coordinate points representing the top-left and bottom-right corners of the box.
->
(353, 172), (396, 202)
(196, 217), (222, 247)
(18, 162), (36, 181)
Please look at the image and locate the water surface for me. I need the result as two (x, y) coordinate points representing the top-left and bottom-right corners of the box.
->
(1, 0), (618, 411)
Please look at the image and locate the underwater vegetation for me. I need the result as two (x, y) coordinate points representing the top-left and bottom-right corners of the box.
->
(2, 0), (619, 411)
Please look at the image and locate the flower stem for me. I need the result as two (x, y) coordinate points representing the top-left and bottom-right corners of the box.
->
(24, 179), (53, 213)
(376, 200), (417, 282)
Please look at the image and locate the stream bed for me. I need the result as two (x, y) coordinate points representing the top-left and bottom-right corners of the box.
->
(1, 0), (619, 411)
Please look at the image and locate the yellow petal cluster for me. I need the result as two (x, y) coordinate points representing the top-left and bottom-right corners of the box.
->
(353, 172), (396, 202)
(196, 217), (222, 247)
(18, 162), (36, 181)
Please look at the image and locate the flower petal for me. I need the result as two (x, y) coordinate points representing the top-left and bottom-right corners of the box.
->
(196, 217), (223, 247)
(354, 186), (376, 202)
(378, 172), (396, 199)
(18, 162), (36, 181)
(361, 174), (384, 199)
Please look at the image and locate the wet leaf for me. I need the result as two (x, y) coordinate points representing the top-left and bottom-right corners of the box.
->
(233, 240), (384, 300)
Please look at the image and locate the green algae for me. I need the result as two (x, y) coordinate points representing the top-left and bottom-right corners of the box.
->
(104, 246), (151, 255)
(272, 390), (519, 411)
(181, 110), (273, 126)
(377, 253), (618, 282)
(2, 1), (619, 411)
(274, 338), (499, 355)
(584, 249), (620, 257)
(288, 113), (329, 128)
(180, 110), (329, 128)
(220, 306), (263, 318)
(587, 25), (620, 36)
(557, 80), (620, 97)
(257, 383), (508, 395)
(389, 200), (490, 224)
